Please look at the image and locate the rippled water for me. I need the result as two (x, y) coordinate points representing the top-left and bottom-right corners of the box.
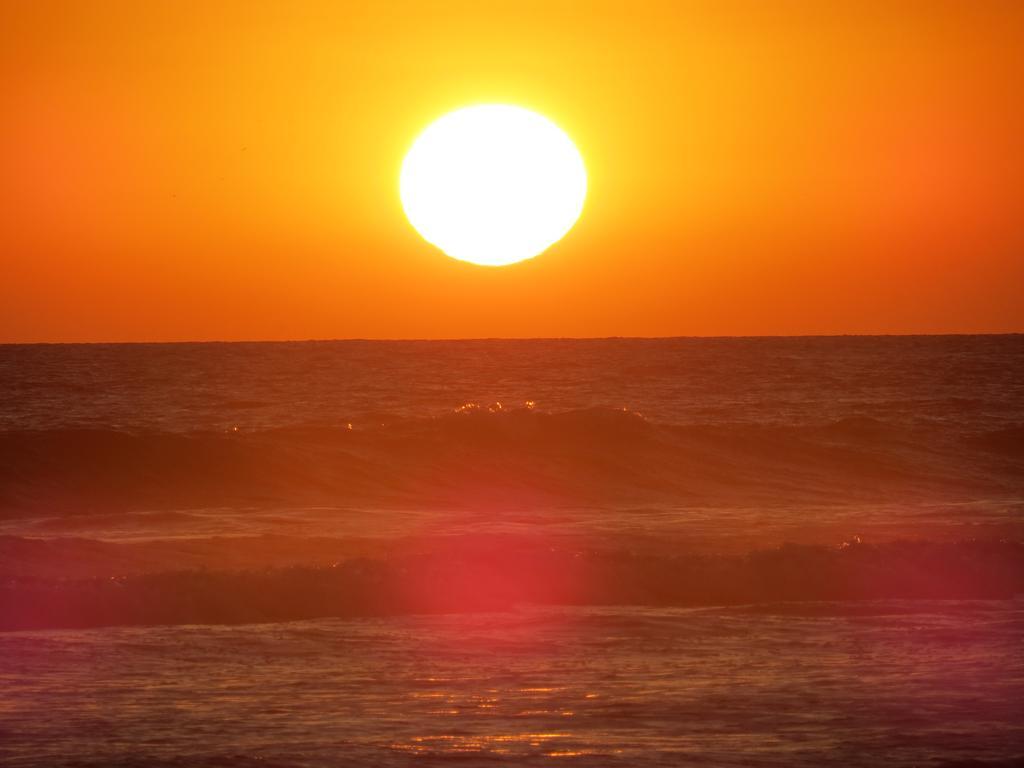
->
(3, 602), (1023, 767)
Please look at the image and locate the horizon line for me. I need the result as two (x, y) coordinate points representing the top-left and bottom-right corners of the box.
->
(2, 331), (1021, 346)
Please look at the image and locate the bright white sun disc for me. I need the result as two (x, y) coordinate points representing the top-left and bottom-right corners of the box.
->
(400, 105), (587, 266)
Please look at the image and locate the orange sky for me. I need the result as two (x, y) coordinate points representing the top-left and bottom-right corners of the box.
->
(2, 1), (1022, 342)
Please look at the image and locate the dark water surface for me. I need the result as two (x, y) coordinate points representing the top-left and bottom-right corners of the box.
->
(3, 336), (1023, 432)
(1, 337), (1022, 765)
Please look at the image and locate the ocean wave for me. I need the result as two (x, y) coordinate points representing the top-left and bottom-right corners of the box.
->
(2, 538), (1021, 631)
(1, 408), (1021, 514)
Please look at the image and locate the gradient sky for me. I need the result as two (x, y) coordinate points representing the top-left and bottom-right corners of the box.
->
(2, 1), (1022, 342)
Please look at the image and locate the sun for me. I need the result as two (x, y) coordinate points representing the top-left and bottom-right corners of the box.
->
(400, 105), (587, 267)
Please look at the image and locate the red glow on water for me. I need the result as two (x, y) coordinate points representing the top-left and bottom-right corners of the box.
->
(393, 531), (588, 617)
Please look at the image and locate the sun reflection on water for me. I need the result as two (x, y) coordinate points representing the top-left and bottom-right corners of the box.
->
(390, 731), (594, 757)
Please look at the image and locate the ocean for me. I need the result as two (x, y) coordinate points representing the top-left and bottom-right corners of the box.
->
(1, 336), (1023, 766)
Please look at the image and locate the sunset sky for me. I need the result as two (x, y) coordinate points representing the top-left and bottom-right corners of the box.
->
(2, 1), (1022, 342)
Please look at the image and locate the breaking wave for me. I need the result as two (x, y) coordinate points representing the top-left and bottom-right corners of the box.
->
(2, 537), (1022, 631)
(1, 406), (1021, 514)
